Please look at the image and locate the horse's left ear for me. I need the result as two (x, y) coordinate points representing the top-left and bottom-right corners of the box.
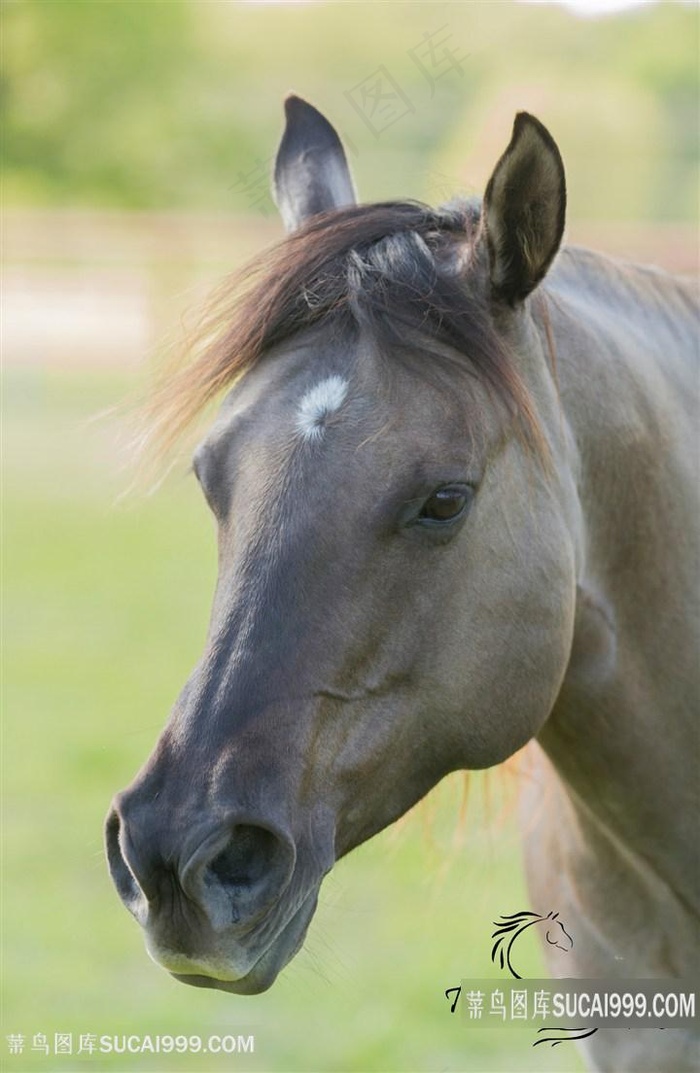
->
(273, 95), (357, 233)
(482, 113), (566, 305)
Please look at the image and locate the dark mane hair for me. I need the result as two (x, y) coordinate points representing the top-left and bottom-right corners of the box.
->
(142, 198), (542, 459)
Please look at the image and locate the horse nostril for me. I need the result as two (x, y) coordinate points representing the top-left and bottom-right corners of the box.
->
(104, 806), (147, 923)
(194, 823), (296, 928)
(208, 825), (278, 889)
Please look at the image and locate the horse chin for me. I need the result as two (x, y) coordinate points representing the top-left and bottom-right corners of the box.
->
(161, 891), (318, 996)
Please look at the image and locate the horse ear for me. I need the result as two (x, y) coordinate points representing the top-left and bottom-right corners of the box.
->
(482, 113), (566, 305)
(273, 95), (357, 233)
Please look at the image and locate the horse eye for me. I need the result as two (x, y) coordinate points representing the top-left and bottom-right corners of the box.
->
(419, 485), (472, 523)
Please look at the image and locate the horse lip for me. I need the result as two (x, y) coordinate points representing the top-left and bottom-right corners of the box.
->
(156, 887), (319, 995)
(170, 973), (265, 995)
(169, 966), (275, 996)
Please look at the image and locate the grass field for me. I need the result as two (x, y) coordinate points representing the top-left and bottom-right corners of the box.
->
(3, 368), (586, 1073)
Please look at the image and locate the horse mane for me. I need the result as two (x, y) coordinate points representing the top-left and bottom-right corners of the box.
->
(140, 198), (544, 462)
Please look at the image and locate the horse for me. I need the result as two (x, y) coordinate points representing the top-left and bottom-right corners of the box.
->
(105, 96), (699, 1072)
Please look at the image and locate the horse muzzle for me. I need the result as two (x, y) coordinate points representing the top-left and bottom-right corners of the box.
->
(104, 794), (327, 994)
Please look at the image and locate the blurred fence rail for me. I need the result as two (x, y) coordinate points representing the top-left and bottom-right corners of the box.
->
(3, 209), (697, 370)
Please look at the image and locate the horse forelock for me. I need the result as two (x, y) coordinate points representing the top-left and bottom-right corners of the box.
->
(140, 197), (544, 464)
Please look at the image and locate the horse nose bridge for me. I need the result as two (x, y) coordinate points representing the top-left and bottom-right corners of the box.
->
(110, 695), (312, 844)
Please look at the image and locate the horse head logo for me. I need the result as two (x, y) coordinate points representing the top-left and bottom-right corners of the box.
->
(491, 910), (573, 979)
(489, 909), (596, 1049)
(445, 907), (596, 1050)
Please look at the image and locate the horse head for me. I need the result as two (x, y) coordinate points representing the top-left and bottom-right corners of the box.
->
(106, 97), (579, 994)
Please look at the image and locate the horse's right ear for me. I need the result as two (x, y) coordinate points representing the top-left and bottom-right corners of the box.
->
(273, 95), (357, 234)
(482, 113), (566, 306)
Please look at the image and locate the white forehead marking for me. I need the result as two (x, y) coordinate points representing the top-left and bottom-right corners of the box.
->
(295, 375), (349, 442)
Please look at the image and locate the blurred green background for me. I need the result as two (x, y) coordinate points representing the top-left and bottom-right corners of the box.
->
(2, 2), (697, 1072)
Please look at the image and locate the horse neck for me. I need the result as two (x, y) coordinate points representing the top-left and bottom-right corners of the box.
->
(530, 257), (699, 918)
